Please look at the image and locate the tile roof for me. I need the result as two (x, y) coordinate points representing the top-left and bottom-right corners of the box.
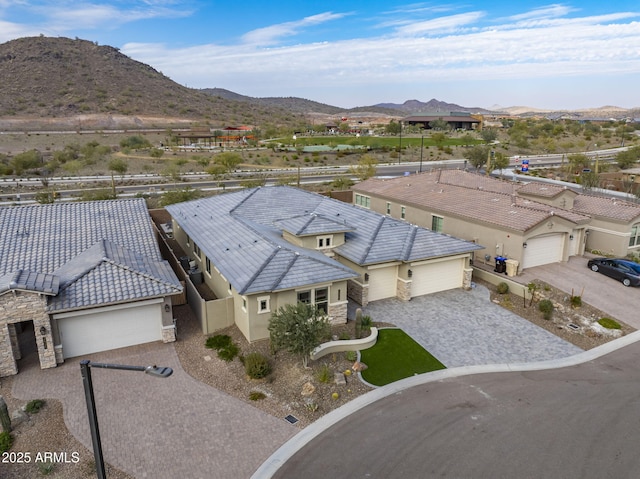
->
(0, 199), (181, 310)
(516, 182), (578, 198)
(573, 195), (640, 222)
(0, 270), (59, 296)
(274, 214), (355, 236)
(166, 186), (481, 294)
(354, 170), (591, 232)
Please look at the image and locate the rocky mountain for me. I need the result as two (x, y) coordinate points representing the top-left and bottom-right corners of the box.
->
(0, 36), (306, 128)
(374, 98), (494, 114)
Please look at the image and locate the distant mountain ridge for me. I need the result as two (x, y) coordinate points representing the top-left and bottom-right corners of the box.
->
(0, 36), (637, 129)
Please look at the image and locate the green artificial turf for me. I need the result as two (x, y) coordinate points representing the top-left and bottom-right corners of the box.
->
(360, 328), (446, 386)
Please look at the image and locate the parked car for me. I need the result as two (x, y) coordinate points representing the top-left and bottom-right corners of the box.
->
(587, 258), (640, 287)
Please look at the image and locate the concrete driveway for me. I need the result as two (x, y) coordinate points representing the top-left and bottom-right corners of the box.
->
(516, 255), (640, 329)
(357, 284), (582, 368)
(11, 341), (296, 479)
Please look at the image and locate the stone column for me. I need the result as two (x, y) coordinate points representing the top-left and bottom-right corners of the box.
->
(0, 324), (18, 377)
(328, 301), (348, 325)
(397, 278), (412, 301)
(463, 268), (473, 290)
(33, 318), (57, 370)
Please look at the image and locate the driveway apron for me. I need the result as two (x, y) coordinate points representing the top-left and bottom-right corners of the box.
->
(358, 284), (582, 367)
(11, 342), (296, 479)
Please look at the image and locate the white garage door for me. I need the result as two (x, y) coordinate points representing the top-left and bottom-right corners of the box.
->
(368, 266), (398, 302)
(411, 258), (464, 297)
(57, 301), (163, 359)
(522, 234), (563, 269)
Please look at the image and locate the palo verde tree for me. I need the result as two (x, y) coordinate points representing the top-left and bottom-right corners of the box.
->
(268, 302), (330, 368)
(214, 152), (243, 172)
(349, 153), (378, 181)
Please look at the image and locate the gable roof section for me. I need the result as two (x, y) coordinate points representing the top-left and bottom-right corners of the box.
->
(354, 171), (590, 232)
(517, 182), (579, 199)
(0, 199), (181, 311)
(0, 270), (59, 296)
(167, 187), (481, 294)
(48, 240), (182, 312)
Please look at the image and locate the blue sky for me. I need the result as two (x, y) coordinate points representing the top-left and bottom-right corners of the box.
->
(1, 1), (639, 110)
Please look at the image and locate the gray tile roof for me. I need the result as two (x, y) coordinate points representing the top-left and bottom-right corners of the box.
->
(0, 199), (181, 310)
(274, 214), (355, 236)
(0, 270), (59, 296)
(166, 186), (481, 294)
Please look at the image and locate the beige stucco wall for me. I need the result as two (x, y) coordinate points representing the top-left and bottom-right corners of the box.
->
(585, 217), (634, 257)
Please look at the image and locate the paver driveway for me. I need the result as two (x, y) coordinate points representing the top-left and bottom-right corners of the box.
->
(357, 283), (582, 367)
(12, 341), (296, 479)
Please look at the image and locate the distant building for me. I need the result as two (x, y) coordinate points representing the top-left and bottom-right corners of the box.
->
(402, 111), (482, 130)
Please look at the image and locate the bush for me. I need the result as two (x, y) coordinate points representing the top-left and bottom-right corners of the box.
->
(0, 431), (12, 454)
(598, 317), (621, 330)
(339, 331), (351, 340)
(496, 282), (510, 294)
(25, 399), (45, 414)
(248, 391), (266, 401)
(217, 342), (239, 362)
(244, 352), (272, 379)
(316, 364), (332, 383)
(205, 334), (232, 350)
(361, 315), (373, 330)
(570, 295), (582, 308)
(344, 350), (357, 361)
(538, 299), (554, 320)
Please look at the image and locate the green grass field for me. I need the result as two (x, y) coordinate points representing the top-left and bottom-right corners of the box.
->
(360, 328), (446, 386)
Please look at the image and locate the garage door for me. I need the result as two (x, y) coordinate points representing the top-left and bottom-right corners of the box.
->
(411, 258), (464, 297)
(368, 266), (398, 302)
(57, 301), (163, 359)
(522, 234), (563, 269)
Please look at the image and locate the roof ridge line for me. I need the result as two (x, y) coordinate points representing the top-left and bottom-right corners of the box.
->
(229, 187), (261, 215)
(360, 215), (386, 263)
(104, 259), (182, 291)
(239, 247), (282, 295)
(402, 225), (419, 261)
(269, 252), (300, 292)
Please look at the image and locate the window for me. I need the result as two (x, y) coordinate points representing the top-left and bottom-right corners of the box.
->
(401, 206), (406, 219)
(317, 236), (332, 249)
(205, 257), (211, 275)
(386, 202), (391, 215)
(355, 194), (371, 208)
(297, 288), (328, 314)
(257, 296), (270, 314)
(186, 234), (190, 246)
(242, 297), (247, 312)
(297, 290), (311, 304)
(193, 243), (201, 259)
(432, 215), (444, 232)
(630, 224), (640, 247)
(315, 288), (328, 314)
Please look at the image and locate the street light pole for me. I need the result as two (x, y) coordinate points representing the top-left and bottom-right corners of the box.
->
(80, 360), (173, 479)
(419, 135), (424, 173)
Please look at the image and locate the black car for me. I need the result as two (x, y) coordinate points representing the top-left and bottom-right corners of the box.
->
(587, 258), (640, 287)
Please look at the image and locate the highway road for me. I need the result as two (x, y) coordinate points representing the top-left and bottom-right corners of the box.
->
(264, 337), (640, 479)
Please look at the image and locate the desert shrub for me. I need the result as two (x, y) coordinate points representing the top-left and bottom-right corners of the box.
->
(339, 331), (351, 340)
(496, 282), (509, 294)
(217, 342), (239, 362)
(205, 334), (232, 350)
(39, 461), (54, 475)
(361, 315), (373, 330)
(345, 350), (357, 361)
(248, 391), (266, 401)
(316, 364), (332, 383)
(598, 317), (621, 330)
(25, 399), (45, 414)
(0, 431), (12, 453)
(244, 352), (272, 379)
(570, 295), (582, 308)
(538, 299), (554, 320)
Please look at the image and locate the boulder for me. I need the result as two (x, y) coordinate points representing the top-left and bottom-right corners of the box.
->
(334, 372), (346, 385)
(352, 361), (368, 372)
(301, 381), (315, 396)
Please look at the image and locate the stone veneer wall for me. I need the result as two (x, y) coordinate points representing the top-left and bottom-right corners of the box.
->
(327, 301), (348, 325)
(0, 292), (57, 377)
(397, 278), (412, 301)
(463, 268), (473, 290)
(347, 279), (369, 307)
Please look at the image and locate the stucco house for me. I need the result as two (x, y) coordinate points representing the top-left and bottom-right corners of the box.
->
(0, 199), (182, 377)
(353, 170), (596, 272)
(165, 186), (481, 343)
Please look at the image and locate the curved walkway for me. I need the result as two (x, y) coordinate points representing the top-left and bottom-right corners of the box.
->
(12, 341), (296, 479)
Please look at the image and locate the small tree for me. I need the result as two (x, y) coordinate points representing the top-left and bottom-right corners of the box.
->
(349, 154), (378, 181)
(214, 152), (242, 172)
(268, 303), (330, 368)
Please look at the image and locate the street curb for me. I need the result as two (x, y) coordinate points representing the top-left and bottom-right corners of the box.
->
(251, 329), (640, 479)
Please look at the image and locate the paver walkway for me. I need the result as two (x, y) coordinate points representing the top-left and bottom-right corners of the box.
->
(356, 284), (582, 367)
(12, 341), (296, 479)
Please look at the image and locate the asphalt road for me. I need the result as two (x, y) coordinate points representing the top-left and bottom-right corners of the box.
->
(265, 337), (640, 479)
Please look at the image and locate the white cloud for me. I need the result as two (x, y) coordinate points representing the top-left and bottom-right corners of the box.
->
(393, 11), (485, 36)
(241, 12), (349, 46)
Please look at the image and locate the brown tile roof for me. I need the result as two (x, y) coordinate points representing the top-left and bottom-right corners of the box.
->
(354, 171), (590, 232)
(516, 182), (578, 198)
(573, 195), (640, 222)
